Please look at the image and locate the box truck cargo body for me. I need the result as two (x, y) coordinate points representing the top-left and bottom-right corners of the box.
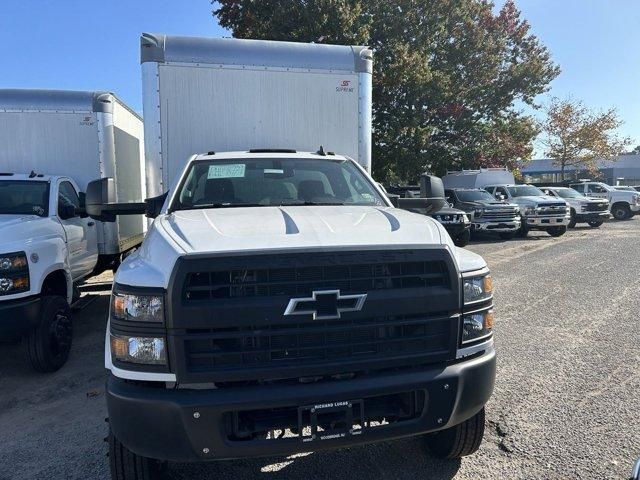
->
(0, 89), (146, 254)
(140, 33), (373, 196)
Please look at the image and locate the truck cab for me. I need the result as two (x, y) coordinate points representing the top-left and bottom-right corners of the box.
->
(96, 151), (496, 477)
(568, 181), (640, 220)
(483, 184), (570, 237)
(444, 188), (520, 240)
(0, 174), (97, 371)
(539, 186), (609, 228)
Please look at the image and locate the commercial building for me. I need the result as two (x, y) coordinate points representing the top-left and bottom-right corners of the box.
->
(522, 154), (640, 186)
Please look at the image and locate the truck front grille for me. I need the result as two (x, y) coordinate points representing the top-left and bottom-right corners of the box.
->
(184, 260), (449, 301)
(169, 249), (460, 383)
(536, 204), (566, 215)
(583, 202), (608, 212)
(479, 209), (518, 221)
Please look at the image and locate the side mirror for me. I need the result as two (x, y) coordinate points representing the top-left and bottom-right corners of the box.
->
(58, 204), (77, 220)
(145, 192), (168, 219)
(397, 174), (445, 213)
(86, 178), (117, 221)
(387, 193), (400, 208)
(77, 192), (88, 218)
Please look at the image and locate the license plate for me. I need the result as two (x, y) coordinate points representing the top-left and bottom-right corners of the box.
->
(298, 400), (364, 443)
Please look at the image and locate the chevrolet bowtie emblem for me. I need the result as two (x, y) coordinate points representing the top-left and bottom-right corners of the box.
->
(284, 289), (367, 320)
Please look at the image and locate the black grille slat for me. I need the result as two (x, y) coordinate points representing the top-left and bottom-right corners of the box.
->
(184, 261), (449, 301)
(184, 315), (451, 371)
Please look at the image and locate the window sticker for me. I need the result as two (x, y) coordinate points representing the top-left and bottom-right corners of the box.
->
(207, 164), (246, 179)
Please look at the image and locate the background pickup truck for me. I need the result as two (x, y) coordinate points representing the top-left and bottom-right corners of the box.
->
(568, 181), (640, 220)
(539, 186), (609, 228)
(444, 188), (521, 240)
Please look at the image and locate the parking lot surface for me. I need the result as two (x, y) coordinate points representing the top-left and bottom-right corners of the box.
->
(1, 220), (638, 480)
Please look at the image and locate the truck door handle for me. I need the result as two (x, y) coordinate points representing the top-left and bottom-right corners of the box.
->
(87, 221), (95, 227)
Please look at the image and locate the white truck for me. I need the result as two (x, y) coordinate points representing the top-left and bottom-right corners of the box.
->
(568, 181), (640, 220)
(0, 89), (146, 372)
(89, 35), (496, 479)
(539, 186), (610, 228)
(443, 168), (570, 237)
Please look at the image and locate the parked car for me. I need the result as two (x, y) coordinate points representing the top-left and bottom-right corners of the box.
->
(442, 169), (570, 238)
(444, 188), (520, 240)
(90, 35), (497, 480)
(539, 186), (609, 228)
(0, 89), (145, 372)
(569, 181), (640, 220)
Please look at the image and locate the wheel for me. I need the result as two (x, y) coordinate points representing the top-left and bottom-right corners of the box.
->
(23, 296), (73, 372)
(498, 232), (515, 240)
(587, 220), (603, 228)
(453, 229), (470, 247)
(109, 429), (161, 480)
(426, 407), (485, 459)
(568, 209), (577, 228)
(517, 222), (529, 238)
(547, 226), (567, 237)
(611, 204), (631, 220)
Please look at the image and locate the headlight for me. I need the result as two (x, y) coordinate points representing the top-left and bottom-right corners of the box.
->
(463, 274), (492, 304)
(524, 207), (536, 216)
(474, 208), (483, 218)
(110, 334), (167, 365)
(462, 214), (470, 223)
(0, 251), (29, 296)
(462, 309), (494, 344)
(111, 291), (164, 323)
(565, 206), (570, 214)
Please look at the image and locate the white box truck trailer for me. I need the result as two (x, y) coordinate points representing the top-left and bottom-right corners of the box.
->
(140, 33), (373, 195)
(0, 89), (146, 372)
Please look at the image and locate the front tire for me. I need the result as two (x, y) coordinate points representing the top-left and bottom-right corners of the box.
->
(453, 229), (470, 247)
(426, 407), (485, 459)
(23, 296), (72, 372)
(568, 209), (577, 228)
(109, 429), (161, 480)
(547, 226), (567, 237)
(588, 220), (604, 228)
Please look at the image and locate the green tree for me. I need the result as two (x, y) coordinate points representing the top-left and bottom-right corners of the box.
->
(540, 98), (632, 181)
(213, 0), (559, 182)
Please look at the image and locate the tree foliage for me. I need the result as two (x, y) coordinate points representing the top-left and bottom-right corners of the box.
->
(540, 98), (632, 180)
(213, 0), (559, 181)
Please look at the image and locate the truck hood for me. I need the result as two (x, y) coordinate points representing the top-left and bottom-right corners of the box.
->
(0, 214), (58, 247)
(159, 206), (443, 254)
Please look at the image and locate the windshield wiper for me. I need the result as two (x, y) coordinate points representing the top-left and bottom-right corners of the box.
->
(278, 201), (346, 206)
(178, 203), (266, 210)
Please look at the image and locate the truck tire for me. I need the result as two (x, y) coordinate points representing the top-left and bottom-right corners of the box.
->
(23, 296), (72, 372)
(587, 220), (604, 228)
(499, 232), (515, 240)
(547, 226), (567, 237)
(454, 229), (470, 247)
(611, 203), (631, 220)
(109, 429), (160, 480)
(426, 407), (485, 459)
(568, 209), (577, 228)
(517, 223), (529, 238)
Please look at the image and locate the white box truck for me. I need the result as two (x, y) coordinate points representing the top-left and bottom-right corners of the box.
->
(140, 32), (373, 195)
(90, 36), (496, 479)
(0, 89), (146, 372)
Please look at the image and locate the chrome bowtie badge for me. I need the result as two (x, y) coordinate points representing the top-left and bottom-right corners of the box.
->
(284, 290), (367, 320)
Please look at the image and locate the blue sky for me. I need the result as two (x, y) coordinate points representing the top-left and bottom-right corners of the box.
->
(1, 1), (638, 155)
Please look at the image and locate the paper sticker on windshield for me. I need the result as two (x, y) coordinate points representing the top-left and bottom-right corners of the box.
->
(207, 164), (245, 179)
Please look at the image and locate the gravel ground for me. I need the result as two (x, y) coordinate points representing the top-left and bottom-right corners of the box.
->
(1, 220), (639, 479)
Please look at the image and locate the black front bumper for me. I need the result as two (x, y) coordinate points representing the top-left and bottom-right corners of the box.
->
(0, 295), (41, 340)
(441, 223), (470, 237)
(575, 212), (610, 222)
(107, 347), (496, 462)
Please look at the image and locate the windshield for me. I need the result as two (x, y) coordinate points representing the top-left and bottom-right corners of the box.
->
(0, 180), (49, 217)
(171, 158), (386, 211)
(506, 185), (544, 197)
(456, 190), (496, 202)
(554, 188), (584, 199)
